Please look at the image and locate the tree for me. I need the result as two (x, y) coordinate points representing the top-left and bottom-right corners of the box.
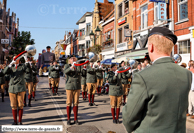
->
(11, 31), (35, 55)
(87, 44), (102, 54)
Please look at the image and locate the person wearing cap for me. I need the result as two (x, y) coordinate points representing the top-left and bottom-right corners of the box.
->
(24, 57), (33, 107)
(31, 60), (38, 101)
(50, 60), (61, 95)
(41, 46), (55, 69)
(0, 64), (5, 102)
(4, 55), (31, 125)
(64, 55), (82, 125)
(122, 27), (192, 133)
(119, 61), (131, 105)
(107, 64), (123, 124)
(180, 63), (187, 68)
(86, 61), (97, 106)
(96, 60), (105, 95)
(81, 64), (87, 101)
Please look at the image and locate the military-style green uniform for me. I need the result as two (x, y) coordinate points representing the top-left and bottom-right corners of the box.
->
(4, 73), (10, 96)
(64, 64), (82, 124)
(96, 67), (105, 94)
(107, 71), (123, 123)
(0, 69), (5, 102)
(119, 67), (132, 105)
(24, 63), (33, 107)
(50, 65), (61, 94)
(81, 68), (87, 100)
(31, 64), (38, 100)
(86, 65), (97, 105)
(4, 63), (31, 125)
(122, 57), (192, 133)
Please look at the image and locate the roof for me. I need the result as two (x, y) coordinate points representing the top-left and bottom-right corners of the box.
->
(98, 2), (114, 21)
(76, 12), (93, 25)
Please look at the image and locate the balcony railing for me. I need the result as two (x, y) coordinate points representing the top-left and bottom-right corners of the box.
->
(78, 35), (85, 40)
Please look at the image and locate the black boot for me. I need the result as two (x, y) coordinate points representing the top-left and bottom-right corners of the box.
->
(2, 93), (4, 102)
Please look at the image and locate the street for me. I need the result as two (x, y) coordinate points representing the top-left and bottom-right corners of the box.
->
(0, 77), (194, 133)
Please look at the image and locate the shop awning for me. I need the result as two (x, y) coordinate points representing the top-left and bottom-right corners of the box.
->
(101, 59), (119, 65)
(116, 49), (148, 60)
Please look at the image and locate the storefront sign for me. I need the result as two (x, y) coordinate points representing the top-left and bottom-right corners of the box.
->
(1, 39), (9, 44)
(149, 0), (168, 3)
(118, 17), (127, 26)
(158, 2), (167, 20)
(117, 42), (128, 52)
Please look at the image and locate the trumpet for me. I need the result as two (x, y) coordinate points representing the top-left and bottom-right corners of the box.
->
(13, 45), (36, 61)
(74, 52), (97, 66)
(117, 60), (138, 73)
(172, 54), (182, 64)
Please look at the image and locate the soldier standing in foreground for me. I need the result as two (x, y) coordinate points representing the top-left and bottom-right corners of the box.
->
(64, 55), (81, 125)
(4, 55), (31, 125)
(122, 27), (192, 133)
(107, 64), (123, 124)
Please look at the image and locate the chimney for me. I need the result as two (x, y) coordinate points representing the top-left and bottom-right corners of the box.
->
(3, 0), (6, 10)
(104, 0), (108, 3)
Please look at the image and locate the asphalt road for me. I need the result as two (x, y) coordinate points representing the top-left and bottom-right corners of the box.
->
(0, 77), (194, 133)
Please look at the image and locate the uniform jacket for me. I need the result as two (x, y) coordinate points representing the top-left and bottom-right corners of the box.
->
(0, 69), (5, 84)
(107, 71), (123, 96)
(120, 67), (132, 84)
(122, 57), (192, 133)
(5, 73), (10, 81)
(81, 68), (87, 85)
(32, 64), (38, 83)
(25, 63), (33, 82)
(4, 63), (31, 94)
(86, 65), (97, 83)
(64, 64), (81, 90)
(96, 67), (105, 79)
(50, 65), (61, 78)
(48, 66), (52, 77)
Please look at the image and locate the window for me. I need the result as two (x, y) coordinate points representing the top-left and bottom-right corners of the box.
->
(86, 23), (91, 36)
(118, 28), (122, 43)
(179, 40), (190, 54)
(178, 0), (188, 21)
(118, 3), (123, 17)
(124, 0), (129, 14)
(141, 5), (148, 29)
(79, 29), (85, 36)
(86, 41), (90, 48)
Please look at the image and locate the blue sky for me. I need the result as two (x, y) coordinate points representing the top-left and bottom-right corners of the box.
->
(5, 0), (114, 59)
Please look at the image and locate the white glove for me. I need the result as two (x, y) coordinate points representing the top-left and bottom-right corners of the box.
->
(99, 65), (102, 69)
(9, 60), (16, 67)
(129, 69), (132, 73)
(49, 76), (51, 78)
(24, 54), (28, 62)
(55, 67), (59, 70)
(115, 70), (118, 76)
(92, 65), (95, 69)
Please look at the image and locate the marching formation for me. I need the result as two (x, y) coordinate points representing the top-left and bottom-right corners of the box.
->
(0, 27), (193, 133)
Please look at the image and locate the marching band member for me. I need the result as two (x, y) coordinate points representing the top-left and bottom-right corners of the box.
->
(31, 60), (38, 101)
(122, 27), (192, 133)
(81, 65), (87, 101)
(24, 57), (33, 107)
(107, 64), (123, 124)
(48, 63), (53, 89)
(50, 61), (61, 95)
(64, 55), (81, 125)
(120, 61), (131, 105)
(96, 60), (105, 95)
(86, 61), (97, 106)
(0, 64), (5, 102)
(4, 64), (10, 96)
(4, 55), (31, 125)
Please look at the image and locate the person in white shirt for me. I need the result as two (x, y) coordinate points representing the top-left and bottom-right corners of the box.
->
(187, 61), (194, 119)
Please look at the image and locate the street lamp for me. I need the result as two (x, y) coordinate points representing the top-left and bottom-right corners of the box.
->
(89, 30), (95, 40)
(95, 26), (101, 36)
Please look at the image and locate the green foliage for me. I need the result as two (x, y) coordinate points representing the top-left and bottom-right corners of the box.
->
(12, 31), (35, 55)
(87, 44), (102, 54)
